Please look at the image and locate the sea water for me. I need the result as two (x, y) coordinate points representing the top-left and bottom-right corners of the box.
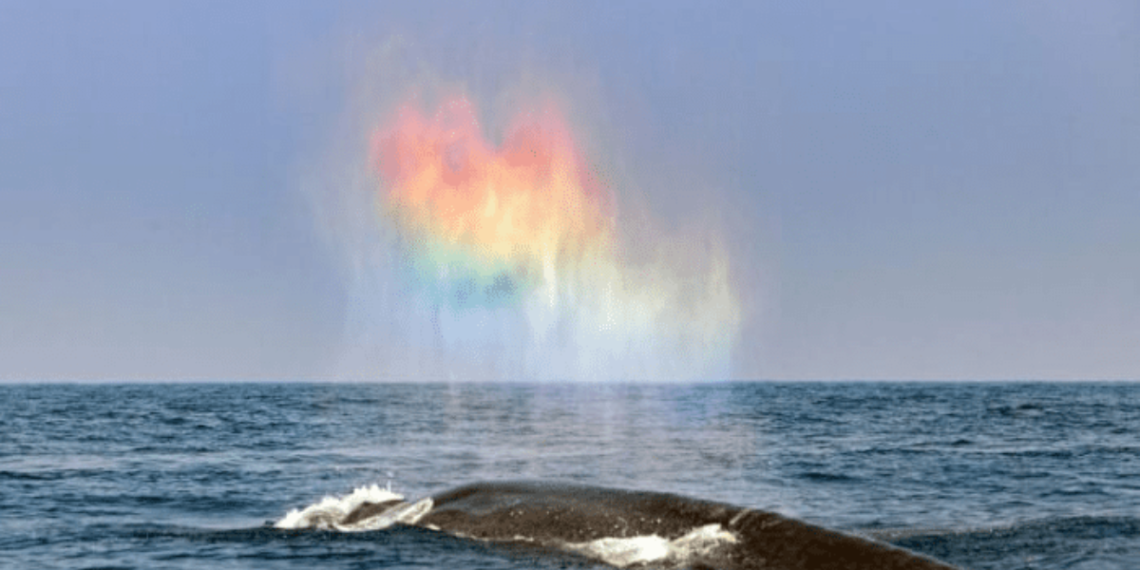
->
(1, 382), (1136, 569)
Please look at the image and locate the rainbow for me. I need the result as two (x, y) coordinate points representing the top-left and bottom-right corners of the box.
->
(371, 97), (613, 309)
(367, 95), (740, 379)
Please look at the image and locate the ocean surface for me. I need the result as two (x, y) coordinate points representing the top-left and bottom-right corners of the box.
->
(1, 381), (1136, 569)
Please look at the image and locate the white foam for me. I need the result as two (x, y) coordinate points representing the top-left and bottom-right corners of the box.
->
(565, 523), (737, 568)
(573, 535), (672, 567)
(274, 484), (432, 531)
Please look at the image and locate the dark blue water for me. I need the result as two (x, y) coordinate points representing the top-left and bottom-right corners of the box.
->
(1, 382), (1136, 569)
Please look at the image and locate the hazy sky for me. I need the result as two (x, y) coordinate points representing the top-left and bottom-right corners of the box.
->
(1, 1), (1136, 380)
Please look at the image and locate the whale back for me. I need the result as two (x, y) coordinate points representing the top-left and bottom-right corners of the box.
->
(420, 482), (959, 570)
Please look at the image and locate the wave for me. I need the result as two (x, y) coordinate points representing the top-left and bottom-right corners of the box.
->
(275, 484), (432, 532)
(865, 515), (1140, 570)
(876, 514), (1140, 544)
(795, 471), (861, 483)
(276, 481), (959, 569)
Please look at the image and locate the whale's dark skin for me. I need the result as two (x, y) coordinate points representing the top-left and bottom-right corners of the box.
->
(342, 498), (404, 526)
(348, 481), (959, 570)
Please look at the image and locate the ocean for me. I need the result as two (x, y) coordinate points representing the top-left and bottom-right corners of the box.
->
(1, 381), (1136, 569)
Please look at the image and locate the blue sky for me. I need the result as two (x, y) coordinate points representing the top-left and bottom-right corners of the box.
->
(1, 1), (1136, 380)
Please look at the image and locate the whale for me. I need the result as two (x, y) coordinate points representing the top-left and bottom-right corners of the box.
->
(326, 481), (961, 570)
